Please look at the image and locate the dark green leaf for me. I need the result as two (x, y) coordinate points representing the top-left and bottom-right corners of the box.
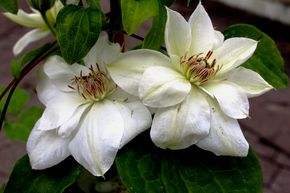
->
(56, 5), (104, 64)
(28, 0), (56, 12)
(142, 1), (166, 50)
(86, 0), (101, 10)
(0, 0), (18, 14)
(0, 86), (29, 116)
(11, 44), (51, 78)
(116, 134), (263, 193)
(4, 155), (82, 193)
(4, 106), (43, 141)
(121, 0), (159, 35)
(160, 0), (175, 6)
(224, 24), (288, 88)
(0, 184), (5, 193)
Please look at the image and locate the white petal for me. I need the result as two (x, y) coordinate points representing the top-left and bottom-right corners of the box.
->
(107, 49), (171, 96)
(84, 33), (121, 67)
(214, 31), (224, 49)
(43, 55), (89, 92)
(36, 64), (61, 105)
(27, 121), (70, 169)
(69, 101), (124, 176)
(107, 87), (138, 102)
(113, 101), (152, 148)
(203, 81), (249, 119)
(13, 29), (49, 55)
(139, 66), (191, 108)
(3, 10), (45, 28)
(37, 92), (83, 131)
(150, 87), (210, 150)
(213, 38), (257, 74)
(58, 104), (90, 138)
(227, 67), (273, 97)
(197, 101), (249, 156)
(165, 7), (191, 57)
(188, 2), (215, 54)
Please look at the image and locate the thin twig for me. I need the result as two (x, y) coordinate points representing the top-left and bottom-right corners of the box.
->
(0, 42), (58, 132)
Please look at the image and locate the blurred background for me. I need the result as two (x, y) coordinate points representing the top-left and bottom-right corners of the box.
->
(0, 0), (290, 192)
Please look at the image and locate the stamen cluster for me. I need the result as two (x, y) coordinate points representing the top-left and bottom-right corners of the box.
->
(179, 51), (221, 85)
(69, 65), (116, 101)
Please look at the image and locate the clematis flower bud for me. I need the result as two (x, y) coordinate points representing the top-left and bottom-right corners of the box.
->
(28, 0), (56, 13)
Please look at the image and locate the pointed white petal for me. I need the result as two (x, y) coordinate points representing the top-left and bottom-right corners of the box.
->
(214, 30), (224, 49)
(13, 29), (49, 55)
(69, 101), (124, 176)
(36, 64), (62, 105)
(37, 92), (82, 130)
(188, 2), (215, 54)
(43, 55), (89, 92)
(213, 38), (257, 74)
(27, 122), (70, 169)
(203, 81), (249, 119)
(150, 87), (210, 150)
(3, 10), (45, 28)
(197, 101), (249, 156)
(139, 66), (191, 108)
(84, 33), (121, 67)
(113, 101), (152, 148)
(227, 67), (273, 97)
(107, 49), (171, 96)
(107, 87), (138, 102)
(165, 7), (191, 57)
(58, 104), (90, 138)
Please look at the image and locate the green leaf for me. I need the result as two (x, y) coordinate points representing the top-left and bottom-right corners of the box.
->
(0, 86), (29, 116)
(0, 184), (5, 193)
(121, 0), (159, 35)
(224, 24), (288, 88)
(4, 106), (43, 141)
(86, 0), (101, 10)
(11, 44), (51, 78)
(0, 0), (18, 14)
(4, 155), (82, 193)
(160, 0), (175, 6)
(142, 1), (166, 50)
(56, 5), (104, 64)
(116, 134), (263, 193)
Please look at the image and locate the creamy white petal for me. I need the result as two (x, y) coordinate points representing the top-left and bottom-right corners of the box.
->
(107, 87), (138, 103)
(69, 101), (124, 176)
(27, 121), (70, 169)
(107, 49), (171, 96)
(188, 2), (215, 54)
(36, 64), (61, 105)
(203, 81), (249, 119)
(150, 87), (210, 150)
(227, 67), (273, 97)
(213, 38), (257, 74)
(197, 101), (249, 156)
(43, 55), (89, 92)
(3, 10), (45, 28)
(13, 29), (50, 55)
(113, 101), (152, 148)
(165, 7), (191, 58)
(139, 66), (191, 108)
(58, 104), (90, 138)
(84, 33), (121, 67)
(214, 31), (224, 49)
(37, 92), (82, 130)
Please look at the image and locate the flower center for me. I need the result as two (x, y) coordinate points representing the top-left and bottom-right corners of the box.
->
(68, 65), (116, 102)
(179, 51), (221, 85)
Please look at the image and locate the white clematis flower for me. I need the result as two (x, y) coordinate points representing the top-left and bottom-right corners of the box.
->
(107, 3), (272, 156)
(3, 0), (63, 55)
(27, 34), (152, 176)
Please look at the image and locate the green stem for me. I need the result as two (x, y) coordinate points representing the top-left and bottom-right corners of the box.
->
(0, 42), (58, 132)
(41, 12), (56, 36)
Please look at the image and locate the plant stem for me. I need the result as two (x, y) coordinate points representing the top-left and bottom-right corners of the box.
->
(41, 13), (56, 36)
(0, 42), (58, 132)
